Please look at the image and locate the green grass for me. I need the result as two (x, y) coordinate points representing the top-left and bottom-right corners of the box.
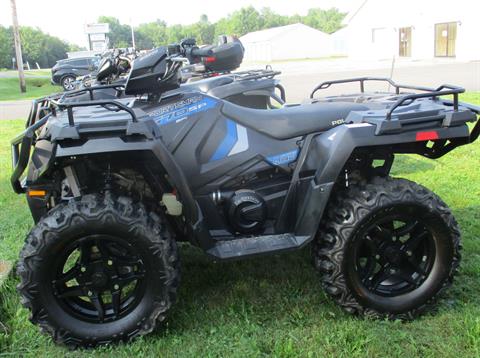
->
(1, 93), (480, 356)
(0, 69), (52, 77)
(0, 77), (60, 102)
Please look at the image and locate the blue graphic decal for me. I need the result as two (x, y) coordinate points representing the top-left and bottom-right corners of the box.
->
(149, 96), (218, 126)
(266, 149), (300, 166)
(209, 119), (238, 162)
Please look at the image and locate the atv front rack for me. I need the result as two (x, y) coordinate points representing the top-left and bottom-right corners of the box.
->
(11, 94), (137, 193)
(57, 83), (126, 102)
(11, 95), (55, 192)
(48, 97), (137, 126)
(11, 114), (51, 193)
(21, 83), (127, 128)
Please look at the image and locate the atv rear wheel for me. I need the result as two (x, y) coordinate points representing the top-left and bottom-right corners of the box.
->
(313, 177), (461, 319)
(17, 194), (179, 348)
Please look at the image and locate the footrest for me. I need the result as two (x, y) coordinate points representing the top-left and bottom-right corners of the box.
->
(207, 234), (310, 260)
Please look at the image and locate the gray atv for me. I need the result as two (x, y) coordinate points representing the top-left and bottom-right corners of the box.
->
(11, 45), (480, 348)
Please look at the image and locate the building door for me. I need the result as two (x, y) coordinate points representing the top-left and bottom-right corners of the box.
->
(399, 27), (412, 57)
(435, 22), (457, 57)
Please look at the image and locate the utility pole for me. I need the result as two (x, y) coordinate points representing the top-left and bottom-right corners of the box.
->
(130, 18), (135, 49)
(10, 0), (26, 93)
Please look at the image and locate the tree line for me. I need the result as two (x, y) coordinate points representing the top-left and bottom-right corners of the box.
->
(0, 6), (345, 69)
(0, 25), (81, 69)
(106, 7), (345, 49)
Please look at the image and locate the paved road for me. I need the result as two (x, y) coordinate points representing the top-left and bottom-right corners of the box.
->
(0, 71), (49, 79)
(0, 100), (32, 121)
(1, 61), (479, 120)
(279, 61), (480, 102)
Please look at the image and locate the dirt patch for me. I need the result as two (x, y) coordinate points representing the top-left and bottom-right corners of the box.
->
(0, 261), (13, 286)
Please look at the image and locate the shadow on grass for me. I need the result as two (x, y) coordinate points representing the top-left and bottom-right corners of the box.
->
(153, 203), (480, 337)
(391, 155), (436, 176)
(2, 206), (479, 350)
(148, 244), (337, 336)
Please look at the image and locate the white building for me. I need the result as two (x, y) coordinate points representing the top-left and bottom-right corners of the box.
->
(240, 23), (333, 62)
(339, 0), (480, 61)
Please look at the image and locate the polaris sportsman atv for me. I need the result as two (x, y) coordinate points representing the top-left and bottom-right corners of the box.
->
(11, 46), (480, 348)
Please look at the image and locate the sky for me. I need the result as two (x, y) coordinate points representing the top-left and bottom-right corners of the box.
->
(0, 0), (363, 47)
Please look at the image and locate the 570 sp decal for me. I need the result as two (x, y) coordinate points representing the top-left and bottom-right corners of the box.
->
(149, 96), (218, 126)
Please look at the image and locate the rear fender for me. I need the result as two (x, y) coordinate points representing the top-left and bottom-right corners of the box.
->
(294, 122), (471, 237)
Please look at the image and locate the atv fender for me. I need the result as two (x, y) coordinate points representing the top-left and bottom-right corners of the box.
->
(53, 135), (211, 247)
(295, 121), (471, 237)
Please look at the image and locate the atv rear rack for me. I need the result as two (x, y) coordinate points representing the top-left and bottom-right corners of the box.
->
(229, 68), (286, 102)
(385, 84), (462, 119)
(310, 77), (476, 134)
(310, 77), (463, 113)
(231, 68), (281, 82)
(310, 77), (437, 98)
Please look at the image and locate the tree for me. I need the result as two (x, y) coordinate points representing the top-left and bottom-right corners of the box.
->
(191, 15), (215, 45)
(0, 25), (81, 69)
(0, 7), (347, 69)
(260, 7), (288, 28)
(17, 27), (68, 68)
(0, 26), (13, 68)
(165, 24), (188, 44)
(229, 6), (264, 36)
(98, 16), (132, 48)
(303, 8), (346, 34)
(43, 34), (69, 67)
(136, 20), (167, 48)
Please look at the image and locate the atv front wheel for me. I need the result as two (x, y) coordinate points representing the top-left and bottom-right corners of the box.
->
(313, 177), (461, 319)
(17, 194), (179, 348)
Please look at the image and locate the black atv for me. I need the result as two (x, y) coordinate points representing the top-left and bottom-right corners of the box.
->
(10, 45), (480, 348)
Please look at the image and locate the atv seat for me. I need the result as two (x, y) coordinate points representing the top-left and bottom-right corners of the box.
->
(221, 101), (368, 139)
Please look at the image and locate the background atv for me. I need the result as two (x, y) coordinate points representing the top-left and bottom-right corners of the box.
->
(49, 38), (284, 110)
(10, 45), (480, 348)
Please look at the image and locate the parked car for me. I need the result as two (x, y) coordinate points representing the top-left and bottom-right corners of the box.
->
(51, 57), (100, 91)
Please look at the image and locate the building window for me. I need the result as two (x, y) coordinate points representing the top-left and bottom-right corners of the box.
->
(399, 27), (412, 57)
(435, 22), (457, 57)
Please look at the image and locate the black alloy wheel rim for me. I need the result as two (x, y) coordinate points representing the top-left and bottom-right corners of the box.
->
(351, 212), (436, 297)
(51, 235), (147, 323)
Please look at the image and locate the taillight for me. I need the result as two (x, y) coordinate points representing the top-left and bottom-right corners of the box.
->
(204, 56), (216, 63)
(416, 131), (439, 141)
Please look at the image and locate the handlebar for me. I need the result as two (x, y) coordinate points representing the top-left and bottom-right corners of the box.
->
(171, 39), (215, 62)
(189, 46), (214, 57)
